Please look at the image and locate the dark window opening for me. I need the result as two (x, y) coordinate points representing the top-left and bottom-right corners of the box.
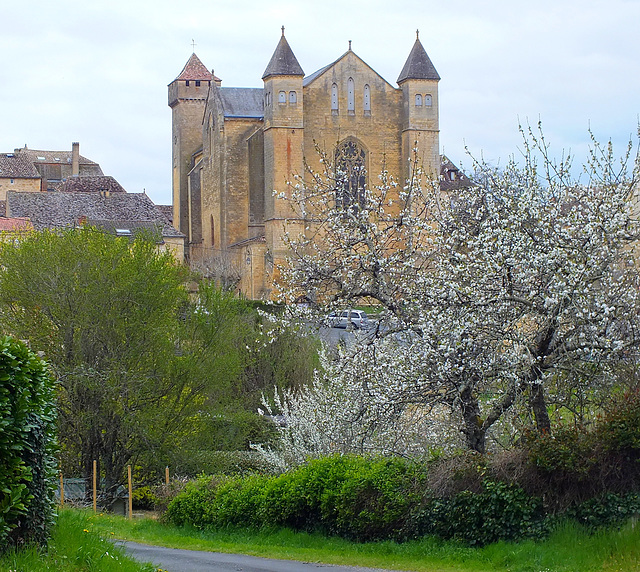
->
(335, 140), (366, 210)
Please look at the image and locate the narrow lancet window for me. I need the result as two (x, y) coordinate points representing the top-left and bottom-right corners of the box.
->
(415, 94), (422, 107)
(364, 84), (371, 113)
(331, 83), (339, 112)
(289, 91), (297, 104)
(347, 78), (355, 113)
(278, 91), (286, 103)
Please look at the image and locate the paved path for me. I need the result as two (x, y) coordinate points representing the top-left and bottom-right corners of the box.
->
(119, 541), (407, 572)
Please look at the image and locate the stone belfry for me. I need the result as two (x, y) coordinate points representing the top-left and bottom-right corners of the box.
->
(261, 27), (305, 285)
(398, 31), (440, 182)
(168, 53), (216, 242)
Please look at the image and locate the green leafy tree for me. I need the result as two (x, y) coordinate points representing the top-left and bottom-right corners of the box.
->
(0, 228), (189, 498)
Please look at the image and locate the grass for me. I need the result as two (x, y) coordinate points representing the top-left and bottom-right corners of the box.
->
(88, 510), (640, 572)
(0, 509), (156, 572)
(2, 509), (639, 571)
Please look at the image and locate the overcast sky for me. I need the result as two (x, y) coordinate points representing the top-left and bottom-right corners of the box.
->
(1, 0), (638, 206)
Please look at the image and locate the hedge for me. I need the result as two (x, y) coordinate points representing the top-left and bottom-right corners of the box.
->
(0, 336), (57, 550)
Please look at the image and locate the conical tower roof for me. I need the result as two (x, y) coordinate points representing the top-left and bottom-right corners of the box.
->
(262, 27), (304, 79)
(397, 32), (440, 84)
(175, 53), (215, 81)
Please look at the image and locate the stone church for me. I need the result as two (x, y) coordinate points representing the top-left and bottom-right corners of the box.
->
(170, 29), (454, 299)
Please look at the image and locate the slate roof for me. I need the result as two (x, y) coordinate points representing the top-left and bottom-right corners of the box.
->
(0, 217), (33, 232)
(156, 205), (173, 224)
(262, 31), (304, 79)
(176, 53), (215, 81)
(397, 36), (440, 83)
(6, 191), (184, 238)
(59, 176), (126, 193)
(16, 148), (100, 167)
(440, 155), (473, 192)
(219, 88), (264, 118)
(0, 154), (40, 178)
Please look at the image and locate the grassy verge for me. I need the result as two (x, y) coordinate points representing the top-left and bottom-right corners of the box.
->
(0, 509), (155, 572)
(88, 510), (640, 572)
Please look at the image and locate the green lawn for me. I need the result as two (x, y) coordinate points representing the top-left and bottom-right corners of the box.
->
(90, 510), (640, 572)
(2, 508), (639, 572)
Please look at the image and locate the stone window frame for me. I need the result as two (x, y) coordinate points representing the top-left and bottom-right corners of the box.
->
(331, 83), (339, 114)
(278, 91), (286, 104)
(415, 93), (423, 107)
(363, 84), (371, 115)
(424, 94), (433, 107)
(347, 77), (355, 115)
(289, 91), (297, 104)
(334, 137), (368, 211)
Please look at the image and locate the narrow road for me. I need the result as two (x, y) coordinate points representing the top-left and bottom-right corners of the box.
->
(120, 541), (408, 572)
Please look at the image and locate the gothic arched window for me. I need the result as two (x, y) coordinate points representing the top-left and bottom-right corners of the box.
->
(347, 78), (355, 113)
(289, 91), (297, 104)
(415, 94), (422, 107)
(335, 140), (366, 210)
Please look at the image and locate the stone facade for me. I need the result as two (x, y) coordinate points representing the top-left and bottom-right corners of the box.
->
(170, 30), (442, 299)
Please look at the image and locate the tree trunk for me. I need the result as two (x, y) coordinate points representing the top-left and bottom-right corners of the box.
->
(530, 382), (551, 434)
(459, 386), (486, 454)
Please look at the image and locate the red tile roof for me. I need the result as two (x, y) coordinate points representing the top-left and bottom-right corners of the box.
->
(0, 217), (33, 232)
(176, 53), (215, 81)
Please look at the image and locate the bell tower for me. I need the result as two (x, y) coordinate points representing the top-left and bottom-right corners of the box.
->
(261, 28), (305, 291)
(398, 31), (440, 183)
(168, 53), (215, 241)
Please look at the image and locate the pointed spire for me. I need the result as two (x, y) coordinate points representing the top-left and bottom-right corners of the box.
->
(397, 34), (440, 84)
(175, 53), (214, 81)
(262, 28), (304, 79)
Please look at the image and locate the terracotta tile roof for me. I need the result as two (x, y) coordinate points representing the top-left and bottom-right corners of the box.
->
(176, 53), (215, 81)
(0, 154), (40, 178)
(59, 176), (126, 193)
(6, 191), (184, 239)
(0, 217), (33, 232)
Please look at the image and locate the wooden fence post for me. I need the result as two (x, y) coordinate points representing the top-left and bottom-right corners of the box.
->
(92, 460), (97, 513)
(60, 472), (64, 507)
(165, 466), (169, 486)
(127, 465), (133, 519)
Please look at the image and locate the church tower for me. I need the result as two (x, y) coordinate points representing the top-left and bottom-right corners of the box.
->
(398, 32), (440, 182)
(168, 54), (214, 241)
(261, 28), (305, 284)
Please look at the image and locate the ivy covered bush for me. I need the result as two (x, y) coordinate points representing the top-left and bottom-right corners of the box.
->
(0, 336), (57, 550)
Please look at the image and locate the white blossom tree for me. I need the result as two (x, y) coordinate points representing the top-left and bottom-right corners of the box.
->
(268, 127), (640, 456)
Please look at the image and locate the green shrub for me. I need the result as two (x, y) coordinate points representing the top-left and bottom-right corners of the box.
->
(566, 492), (640, 530)
(597, 388), (640, 454)
(0, 336), (57, 551)
(421, 480), (545, 546)
(164, 475), (220, 528)
(213, 475), (272, 528)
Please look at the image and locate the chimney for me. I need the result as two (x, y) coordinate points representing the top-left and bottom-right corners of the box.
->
(72, 142), (80, 176)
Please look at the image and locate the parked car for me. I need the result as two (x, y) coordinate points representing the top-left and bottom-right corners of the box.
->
(327, 310), (370, 329)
